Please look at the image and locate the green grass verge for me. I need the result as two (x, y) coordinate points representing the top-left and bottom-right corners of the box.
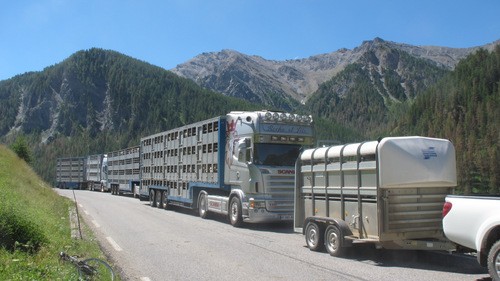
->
(0, 145), (119, 280)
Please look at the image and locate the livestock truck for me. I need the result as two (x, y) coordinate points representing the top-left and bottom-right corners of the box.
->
(85, 154), (108, 192)
(141, 110), (315, 226)
(56, 157), (86, 189)
(107, 146), (141, 197)
(294, 136), (457, 256)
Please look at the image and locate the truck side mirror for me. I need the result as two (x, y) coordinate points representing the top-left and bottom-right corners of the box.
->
(237, 138), (252, 163)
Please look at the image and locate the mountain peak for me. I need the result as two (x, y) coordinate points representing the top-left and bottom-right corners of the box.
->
(172, 38), (498, 105)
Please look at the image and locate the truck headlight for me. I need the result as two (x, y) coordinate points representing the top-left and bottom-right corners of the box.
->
(249, 199), (266, 209)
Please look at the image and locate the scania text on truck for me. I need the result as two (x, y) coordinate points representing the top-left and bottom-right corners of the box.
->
(141, 110), (314, 226)
(294, 136), (457, 256)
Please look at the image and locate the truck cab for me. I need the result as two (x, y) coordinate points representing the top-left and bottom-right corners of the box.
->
(224, 111), (315, 224)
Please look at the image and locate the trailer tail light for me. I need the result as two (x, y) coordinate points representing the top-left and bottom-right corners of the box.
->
(442, 202), (452, 218)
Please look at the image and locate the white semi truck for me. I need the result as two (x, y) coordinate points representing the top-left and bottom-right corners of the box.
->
(294, 136), (457, 256)
(141, 110), (315, 226)
(85, 154), (108, 192)
(107, 146), (141, 197)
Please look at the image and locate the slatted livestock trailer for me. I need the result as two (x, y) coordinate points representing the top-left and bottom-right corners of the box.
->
(294, 136), (457, 256)
(107, 146), (141, 197)
(55, 157), (86, 189)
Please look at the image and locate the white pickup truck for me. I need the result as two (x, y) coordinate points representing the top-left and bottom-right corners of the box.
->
(442, 195), (500, 280)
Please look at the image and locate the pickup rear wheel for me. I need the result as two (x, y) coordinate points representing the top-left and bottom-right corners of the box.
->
(488, 240), (500, 281)
(305, 221), (324, 252)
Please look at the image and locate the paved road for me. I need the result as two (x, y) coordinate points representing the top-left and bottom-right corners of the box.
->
(57, 189), (489, 281)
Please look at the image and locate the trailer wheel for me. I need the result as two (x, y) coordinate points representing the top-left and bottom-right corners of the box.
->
(325, 225), (346, 257)
(149, 190), (157, 207)
(198, 192), (208, 219)
(229, 197), (243, 227)
(488, 239), (500, 281)
(305, 221), (324, 252)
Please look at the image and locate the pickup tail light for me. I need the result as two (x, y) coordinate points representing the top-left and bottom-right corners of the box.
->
(442, 202), (452, 218)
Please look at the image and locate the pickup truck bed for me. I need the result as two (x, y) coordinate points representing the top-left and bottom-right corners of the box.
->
(443, 195), (500, 280)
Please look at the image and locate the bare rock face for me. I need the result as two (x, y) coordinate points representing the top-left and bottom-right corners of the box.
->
(172, 38), (500, 105)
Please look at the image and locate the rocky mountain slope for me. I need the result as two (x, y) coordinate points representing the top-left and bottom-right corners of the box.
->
(172, 38), (500, 107)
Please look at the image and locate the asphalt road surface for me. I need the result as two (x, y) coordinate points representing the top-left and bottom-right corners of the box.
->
(56, 189), (490, 281)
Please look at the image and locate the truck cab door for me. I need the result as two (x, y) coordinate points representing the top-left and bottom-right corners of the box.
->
(228, 138), (251, 186)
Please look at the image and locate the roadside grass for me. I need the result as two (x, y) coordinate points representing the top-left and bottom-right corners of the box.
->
(0, 145), (118, 280)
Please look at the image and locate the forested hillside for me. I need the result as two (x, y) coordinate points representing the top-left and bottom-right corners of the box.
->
(1, 46), (498, 195)
(0, 48), (259, 182)
(306, 48), (449, 136)
(395, 46), (500, 195)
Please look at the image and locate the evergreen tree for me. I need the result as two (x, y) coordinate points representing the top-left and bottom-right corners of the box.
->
(10, 135), (32, 164)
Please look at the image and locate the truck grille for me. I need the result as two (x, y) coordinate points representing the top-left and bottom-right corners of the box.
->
(263, 174), (295, 212)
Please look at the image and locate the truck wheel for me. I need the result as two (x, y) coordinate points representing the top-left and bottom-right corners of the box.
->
(150, 190), (157, 207)
(157, 191), (163, 208)
(305, 221), (324, 251)
(488, 240), (500, 281)
(162, 191), (170, 210)
(325, 225), (346, 257)
(229, 197), (243, 227)
(198, 192), (209, 219)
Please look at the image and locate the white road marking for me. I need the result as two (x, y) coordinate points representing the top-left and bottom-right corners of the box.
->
(91, 220), (100, 228)
(106, 236), (123, 252)
(78, 203), (83, 208)
(83, 210), (89, 215)
(140, 277), (152, 281)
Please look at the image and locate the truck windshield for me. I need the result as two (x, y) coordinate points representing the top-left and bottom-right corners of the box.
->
(253, 144), (301, 166)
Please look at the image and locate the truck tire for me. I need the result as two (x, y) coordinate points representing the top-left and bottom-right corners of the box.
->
(157, 191), (163, 208)
(198, 192), (208, 219)
(305, 221), (324, 252)
(162, 191), (170, 210)
(488, 239), (500, 281)
(229, 197), (243, 227)
(150, 190), (157, 207)
(325, 225), (346, 257)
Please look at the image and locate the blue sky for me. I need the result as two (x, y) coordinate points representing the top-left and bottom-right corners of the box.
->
(1, 0), (499, 80)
